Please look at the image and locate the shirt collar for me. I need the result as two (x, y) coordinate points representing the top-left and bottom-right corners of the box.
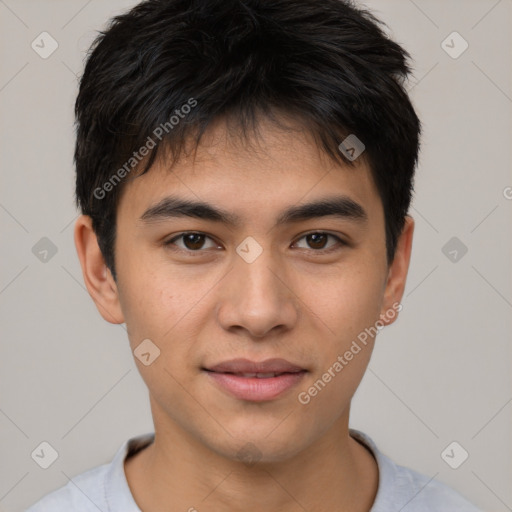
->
(104, 429), (390, 511)
(349, 428), (396, 511)
(104, 432), (155, 511)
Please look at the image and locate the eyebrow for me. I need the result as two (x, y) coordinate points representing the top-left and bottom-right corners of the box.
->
(139, 195), (368, 227)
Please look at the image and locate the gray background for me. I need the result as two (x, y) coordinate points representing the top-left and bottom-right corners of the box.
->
(0, 0), (511, 510)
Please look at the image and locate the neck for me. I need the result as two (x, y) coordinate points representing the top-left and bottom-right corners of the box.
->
(125, 403), (378, 512)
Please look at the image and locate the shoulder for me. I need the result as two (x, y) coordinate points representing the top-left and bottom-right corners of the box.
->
(349, 429), (483, 512)
(387, 459), (482, 511)
(26, 463), (110, 512)
(26, 433), (153, 512)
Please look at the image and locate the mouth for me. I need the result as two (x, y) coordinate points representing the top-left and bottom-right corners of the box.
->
(203, 358), (307, 402)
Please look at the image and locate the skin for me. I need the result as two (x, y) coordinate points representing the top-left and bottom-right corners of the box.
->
(75, 115), (414, 512)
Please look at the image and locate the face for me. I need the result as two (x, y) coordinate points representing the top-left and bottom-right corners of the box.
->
(81, 117), (412, 463)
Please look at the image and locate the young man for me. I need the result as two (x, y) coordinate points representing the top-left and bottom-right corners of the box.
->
(28, 0), (482, 510)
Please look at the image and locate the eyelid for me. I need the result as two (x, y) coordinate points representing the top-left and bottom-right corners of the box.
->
(164, 232), (220, 251)
(292, 231), (347, 251)
(164, 230), (347, 254)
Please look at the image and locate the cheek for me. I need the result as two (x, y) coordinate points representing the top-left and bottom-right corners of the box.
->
(117, 261), (214, 375)
(117, 275), (165, 341)
(296, 295), (379, 427)
(306, 264), (385, 344)
(117, 271), (200, 411)
(116, 243), (185, 332)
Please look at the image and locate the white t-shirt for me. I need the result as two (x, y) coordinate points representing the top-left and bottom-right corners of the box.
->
(27, 429), (481, 511)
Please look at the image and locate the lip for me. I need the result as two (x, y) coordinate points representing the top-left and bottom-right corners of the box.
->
(206, 358), (305, 374)
(204, 358), (307, 402)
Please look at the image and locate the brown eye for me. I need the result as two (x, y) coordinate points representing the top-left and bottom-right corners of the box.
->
(306, 233), (328, 249)
(182, 233), (206, 250)
(164, 232), (218, 252)
(293, 232), (345, 252)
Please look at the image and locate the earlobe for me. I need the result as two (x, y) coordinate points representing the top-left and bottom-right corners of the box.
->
(74, 215), (125, 324)
(379, 215), (414, 327)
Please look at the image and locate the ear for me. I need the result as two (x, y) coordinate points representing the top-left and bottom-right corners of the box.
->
(74, 215), (124, 324)
(379, 215), (414, 326)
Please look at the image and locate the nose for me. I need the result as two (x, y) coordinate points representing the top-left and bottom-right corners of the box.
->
(216, 247), (299, 339)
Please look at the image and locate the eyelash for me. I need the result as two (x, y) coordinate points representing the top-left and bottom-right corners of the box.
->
(163, 231), (346, 255)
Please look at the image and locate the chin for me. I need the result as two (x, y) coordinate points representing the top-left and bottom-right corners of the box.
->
(202, 421), (313, 465)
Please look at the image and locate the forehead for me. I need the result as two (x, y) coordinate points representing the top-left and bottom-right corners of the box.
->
(117, 116), (382, 226)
